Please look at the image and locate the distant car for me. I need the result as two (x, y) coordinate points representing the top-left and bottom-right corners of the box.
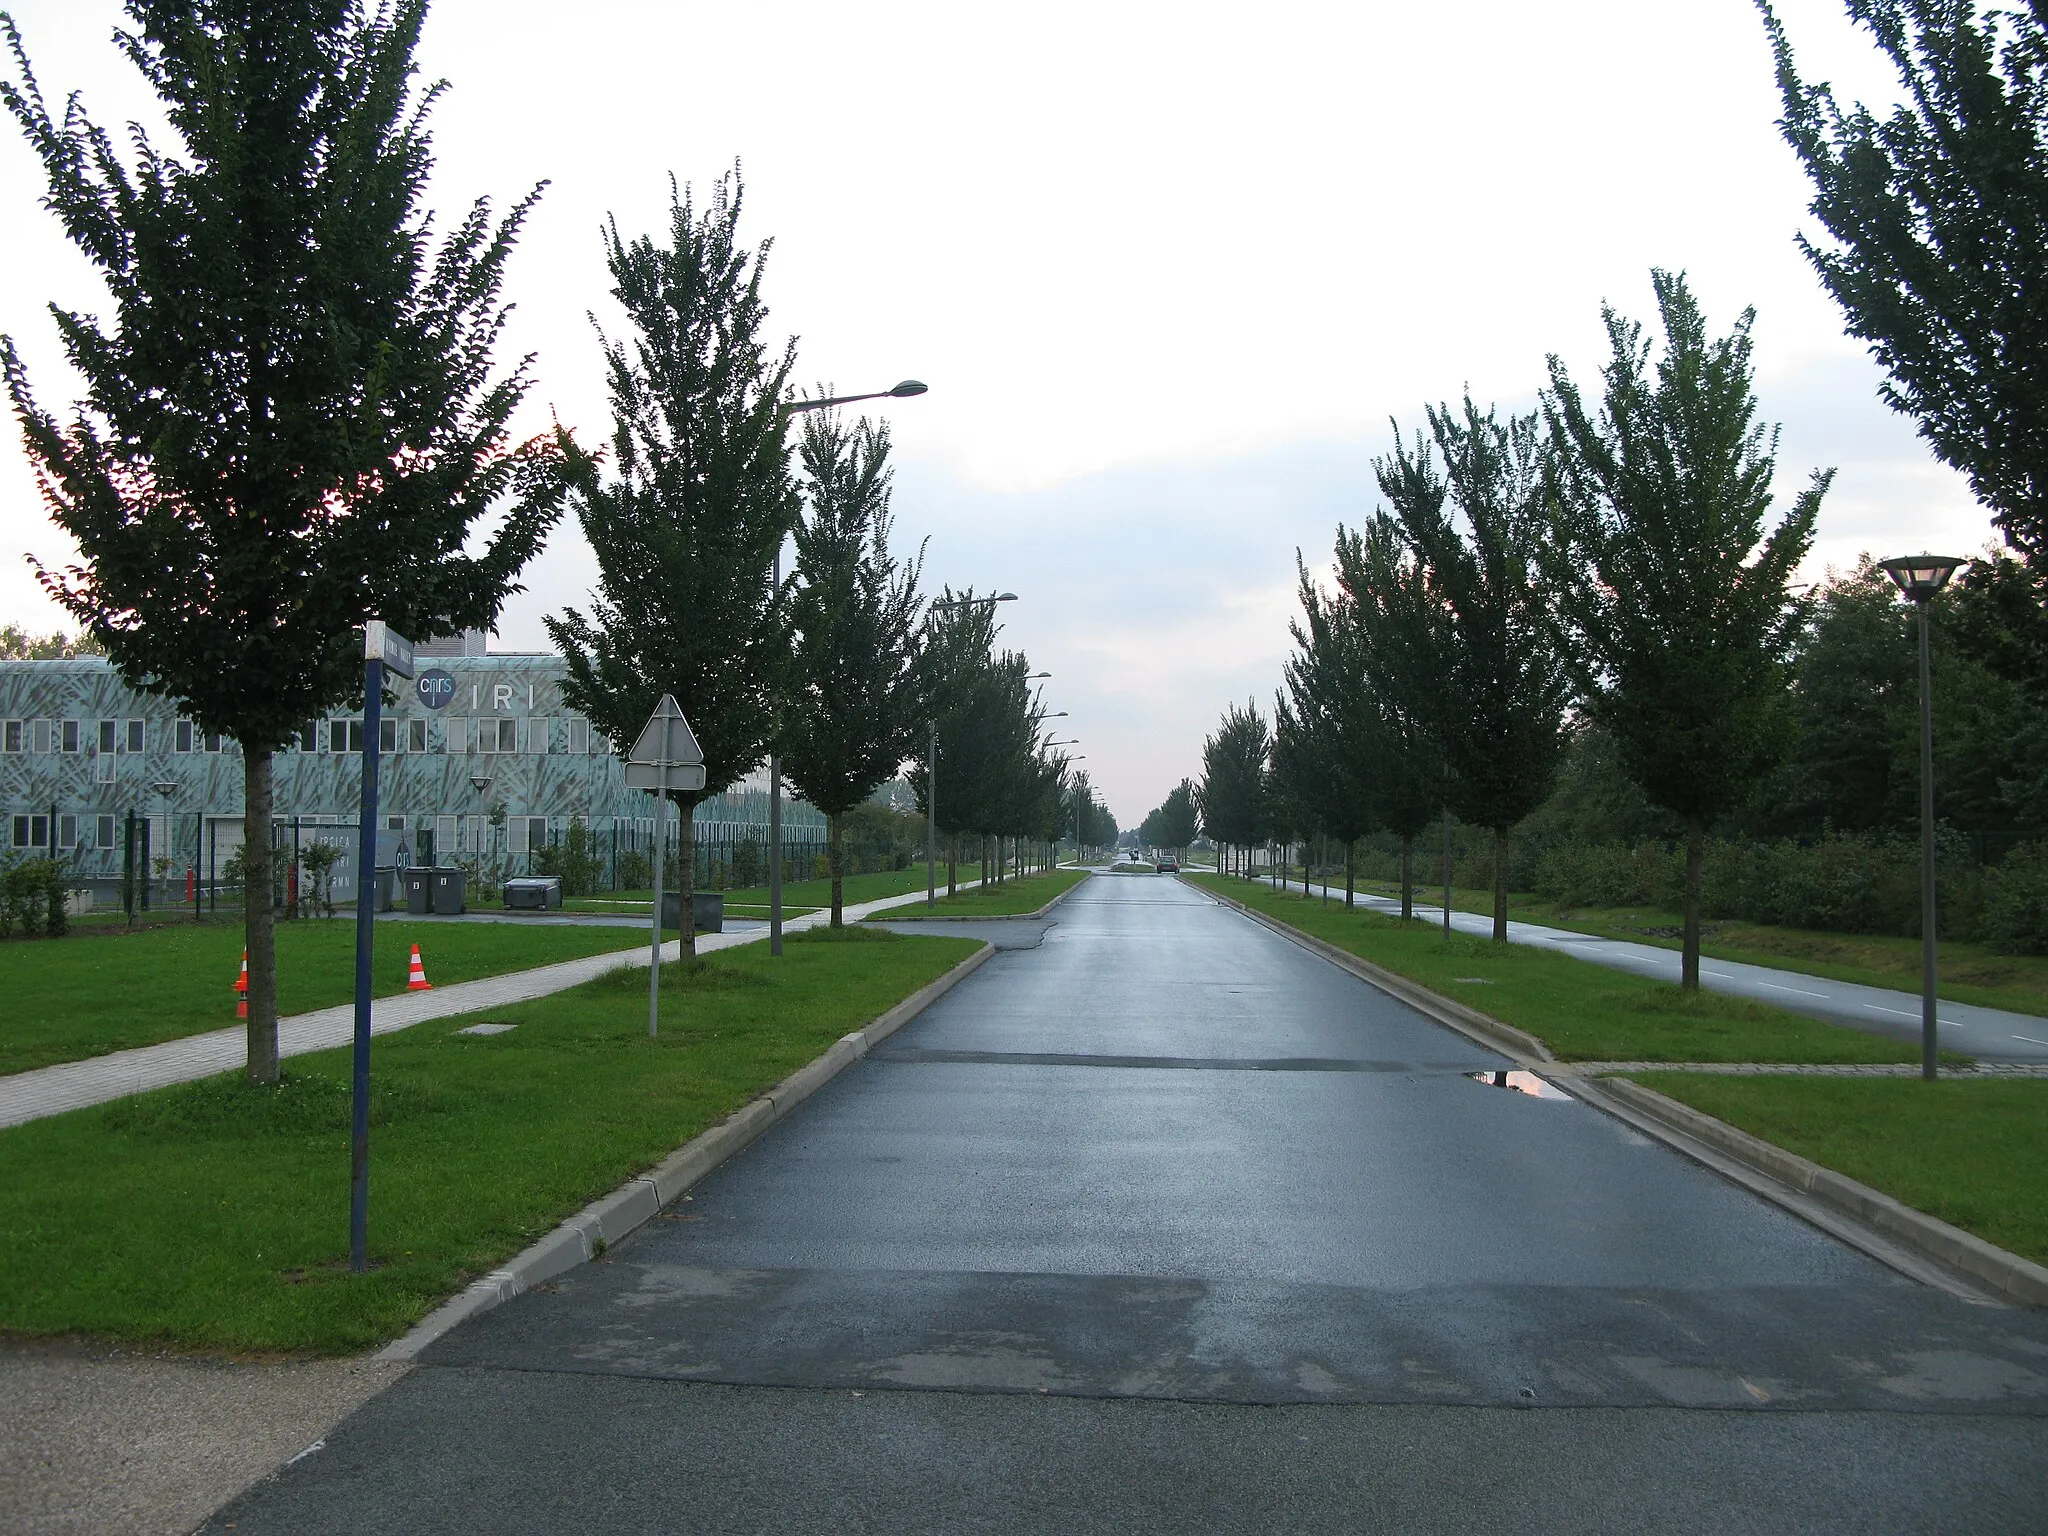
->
(1157, 857), (1179, 873)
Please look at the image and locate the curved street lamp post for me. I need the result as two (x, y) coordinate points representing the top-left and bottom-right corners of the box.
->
(771, 382), (928, 952)
(1879, 552), (1965, 1082)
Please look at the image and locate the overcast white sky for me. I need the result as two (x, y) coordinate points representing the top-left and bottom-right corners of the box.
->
(0, 0), (1991, 824)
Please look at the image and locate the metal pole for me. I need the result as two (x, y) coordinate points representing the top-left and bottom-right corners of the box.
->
(1442, 805), (1452, 939)
(349, 655), (383, 1273)
(649, 789), (665, 1039)
(926, 720), (938, 906)
(1917, 601), (1939, 1082)
(770, 548), (784, 956)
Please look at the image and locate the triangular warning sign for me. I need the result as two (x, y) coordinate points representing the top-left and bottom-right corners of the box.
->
(627, 695), (704, 766)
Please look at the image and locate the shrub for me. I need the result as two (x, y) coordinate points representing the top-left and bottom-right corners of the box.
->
(616, 850), (651, 890)
(530, 819), (605, 897)
(0, 857), (65, 939)
(1984, 842), (2048, 954)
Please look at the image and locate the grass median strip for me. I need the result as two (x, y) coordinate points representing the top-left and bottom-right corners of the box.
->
(0, 926), (979, 1356)
(874, 868), (1088, 919)
(1620, 1073), (2048, 1268)
(566, 863), (988, 917)
(1188, 874), (1942, 1065)
(1, 920), (653, 1075)
(1348, 876), (2048, 1019)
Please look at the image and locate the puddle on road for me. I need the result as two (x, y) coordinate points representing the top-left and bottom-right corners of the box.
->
(1467, 1069), (1573, 1101)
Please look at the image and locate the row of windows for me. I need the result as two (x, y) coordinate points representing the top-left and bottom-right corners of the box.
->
(2, 719), (148, 755)
(11, 812), (122, 851)
(292, 716), (599, 756)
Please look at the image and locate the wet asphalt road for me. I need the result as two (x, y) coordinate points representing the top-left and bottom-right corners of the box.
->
(209, 876), (2048, 1534)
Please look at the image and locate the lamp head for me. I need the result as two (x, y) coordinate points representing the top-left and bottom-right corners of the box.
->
(470, 774), (493, 793)
(1878, 553), (1965, 602)
(995, 592), (1018, 602)
(890, 379), (929, 397)
(151, 780), (177, 797)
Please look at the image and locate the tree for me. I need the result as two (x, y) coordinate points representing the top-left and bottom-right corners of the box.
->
(1279, 556), (1374, 902)
(1156, 780), (1199, 857)
(1200, 699), (1269, 876)
(1763, 0), (2048, 687)
(545, 171), (798, 954)
(1545, 271), (1826, 988)
(1332, 519), (1446, 918)
(780, 409), (924, 926)
(0, 623), (103, 659)
(1, 1), (570, 1081)
(1376, 399), (1571, 940)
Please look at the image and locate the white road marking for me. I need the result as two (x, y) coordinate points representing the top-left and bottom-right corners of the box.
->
(1754, 981), (1829, 998)
(2012, 1034), (2048, 1047)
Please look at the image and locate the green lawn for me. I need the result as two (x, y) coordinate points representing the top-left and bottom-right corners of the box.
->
(875, 868), (1088, 919)
(1625, 1074), (2048, 1267)
(0, 926), (980, 1355)
(1, 920), (649, 1075)
(1188, 874), (1943, 1065)
(566, 863), (986, 918)
(1337, 873), (2048, 1019)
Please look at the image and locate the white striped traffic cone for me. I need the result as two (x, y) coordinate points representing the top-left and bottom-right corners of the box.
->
(406, 943), (432, 991)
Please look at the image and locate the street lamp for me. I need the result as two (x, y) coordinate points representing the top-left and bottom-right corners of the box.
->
(150, 780), (178, 912)
(925, 591), (1019, 903)
(772, 381), (929, 951)
(1879, 553), (1965, 1081)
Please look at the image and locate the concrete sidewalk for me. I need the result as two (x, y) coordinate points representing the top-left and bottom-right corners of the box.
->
(0, 881), (981, 1131)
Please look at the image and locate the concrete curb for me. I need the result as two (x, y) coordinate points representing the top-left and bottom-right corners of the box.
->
(1591, 1074), (2048, 1308)
(374, 941), (997, 1362)
(869, 871), (1092, 924)
(1192, 880), (1553, 1064)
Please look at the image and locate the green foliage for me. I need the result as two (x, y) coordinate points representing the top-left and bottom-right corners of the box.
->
(1984, 842), (2048, 955)
(297, 841), (343, 920)
(0, 1), (571, 750)
(1198, 699), (1270, 851)
(0, 623), (102, 659)
(1139, 780), (1201, 854)
(531, 819), (605, 898)
(1764, 0), (2048, 584)
(1, 856), (67, 939)
(546, 170), (799, 801)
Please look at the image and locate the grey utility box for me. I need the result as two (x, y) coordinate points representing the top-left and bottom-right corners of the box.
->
(402, 867), (434, 915)
(430, 867), (467, 915)
(504, 875), (563, 911)
(658, 891), (724, 934)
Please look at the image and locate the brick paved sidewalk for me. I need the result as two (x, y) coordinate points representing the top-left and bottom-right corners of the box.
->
(0, 881), (982, 1131)
(1557, 1061), (2048, 1078)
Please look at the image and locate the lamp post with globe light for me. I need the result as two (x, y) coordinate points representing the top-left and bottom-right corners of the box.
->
(1879, 552), (1965, 1081)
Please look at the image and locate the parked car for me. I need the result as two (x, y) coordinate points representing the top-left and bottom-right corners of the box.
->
(1157, 857), (1179, 873)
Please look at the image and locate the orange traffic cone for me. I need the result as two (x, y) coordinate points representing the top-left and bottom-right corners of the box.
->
(406, 944), (432, 991)
(235, 949), (248, 1019)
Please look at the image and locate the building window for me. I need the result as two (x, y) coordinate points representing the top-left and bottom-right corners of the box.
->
(445, 718), (468, 754)
(2, 721), (19, 753)
(436, 813), (457, 853)
(95, 813), (115, 850)
(98, 719), (116, 754)
(380, 717), (398, 753)
(60, 720), (80, 754)
(385, 815), (407, 832)
(567, 717), (589, 755)
(508, 815), (549, 854)
(176, 720), (195, 753)
(125, 719), (144, 753)
(205, 730), (224, 753)
(11, 814), (49, 849)
(528, 717), (550, 755)
(33, 719), (51, 754)
(328, 720), (365, 754)
(296, 722), (319, 752)
(407, 718), (427, 753)
(474, 718), (516, 754)
(58, 813), (78, 850)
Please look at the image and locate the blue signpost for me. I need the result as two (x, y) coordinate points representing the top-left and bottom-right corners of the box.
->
(351, 620), (415, 1273)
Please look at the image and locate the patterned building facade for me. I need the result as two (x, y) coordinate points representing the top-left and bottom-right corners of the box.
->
(0, 653), (823, 896)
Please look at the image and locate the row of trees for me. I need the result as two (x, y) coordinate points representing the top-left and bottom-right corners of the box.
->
(0, 2), (1088, 1079)
(1137, 781), (1199, 860)
(1194, 0), (2048, 985)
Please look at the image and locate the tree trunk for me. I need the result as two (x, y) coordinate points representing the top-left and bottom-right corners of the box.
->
(1683, 812), (1704, 992)
(678, 804), (698, 957)
(242, 746), (279, 1084)
(1400, 835), (1413, 920)
(1492, 827), (1509, 943)
(828, 811), (845, 928)
(1345, 840), (1355, 908)
(947, 832), (957, 897)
